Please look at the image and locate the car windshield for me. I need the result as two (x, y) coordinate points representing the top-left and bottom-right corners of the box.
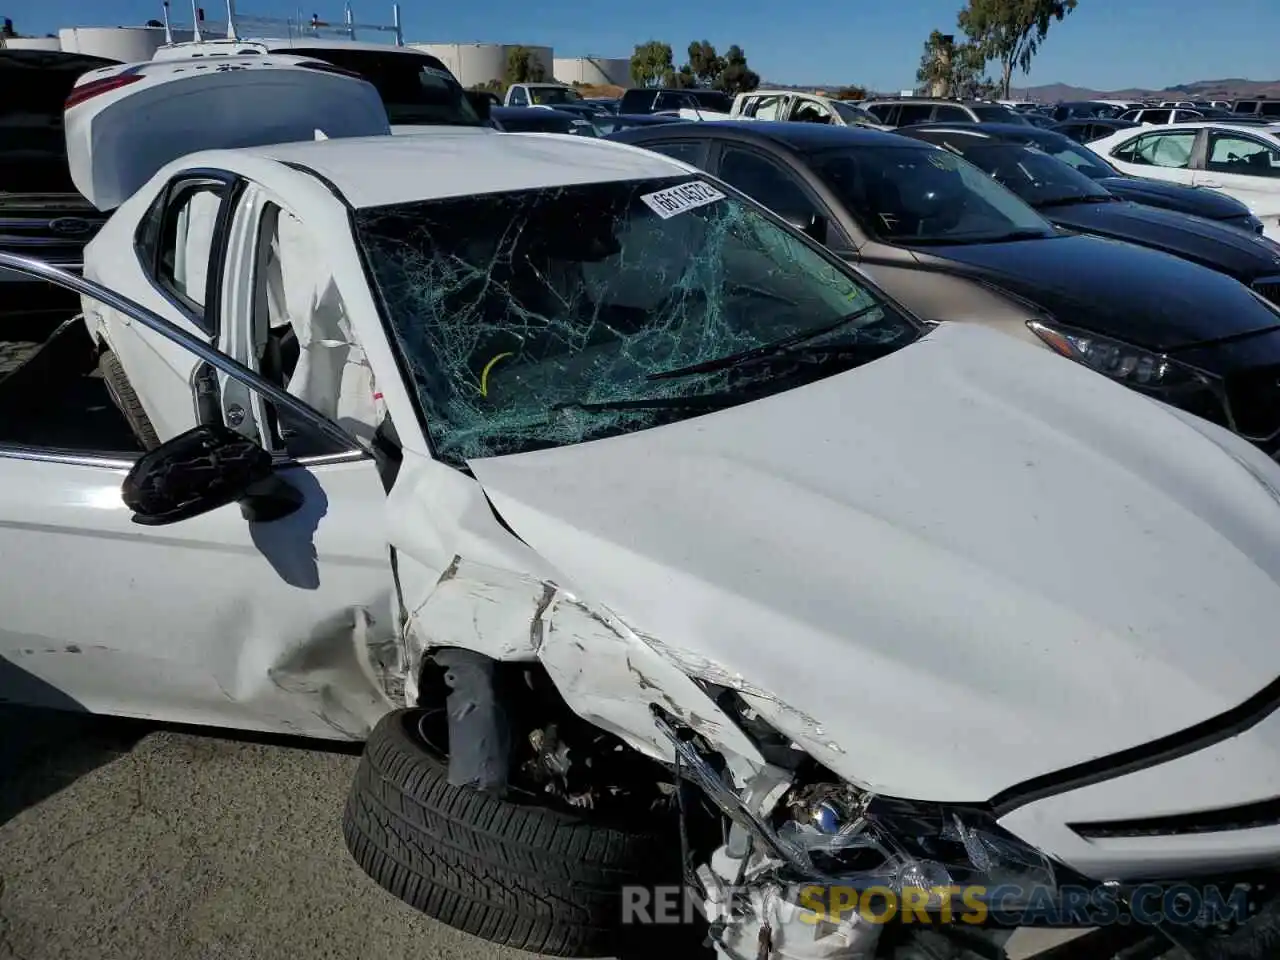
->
(958, 143), (1112, 207)
(810, 144), (1056, 245)
(355, 176), (921, 464)
(831, 101), (875, 125)
(529, 86), (581, 105)
(1022, 133), (1117, 179)
(287, 47), (484, 126)
(971, 105), (1028, 124)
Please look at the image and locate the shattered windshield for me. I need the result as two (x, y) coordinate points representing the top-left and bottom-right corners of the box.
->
(356, 176), (921, 465)
(811, 145), (1057, 246)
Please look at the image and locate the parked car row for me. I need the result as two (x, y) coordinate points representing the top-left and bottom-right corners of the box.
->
(5, 44), (1280, 960)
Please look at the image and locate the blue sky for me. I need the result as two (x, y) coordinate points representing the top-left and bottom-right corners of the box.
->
(14, 0), (1280, 92)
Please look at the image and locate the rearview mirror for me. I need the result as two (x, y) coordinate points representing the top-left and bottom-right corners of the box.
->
(783, 212), (828, 244)
(121, 423), (300, 525)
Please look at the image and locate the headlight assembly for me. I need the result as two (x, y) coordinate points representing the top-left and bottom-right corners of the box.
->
(777, 785), (1059, 912)
(1027, 319), (1216, 398)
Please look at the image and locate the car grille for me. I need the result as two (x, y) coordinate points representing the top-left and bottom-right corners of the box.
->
(1225, 364), (1280, 442)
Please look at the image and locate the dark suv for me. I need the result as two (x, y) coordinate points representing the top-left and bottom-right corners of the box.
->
(862, 98), (1028, 128)
(1, 49), (118, 316)
(1231, 99), (1280, 119)
(617, 87), (733, 115)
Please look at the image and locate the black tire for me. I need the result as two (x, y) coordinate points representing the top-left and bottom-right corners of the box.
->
(343, 708), (681, 957)
(99, 350), (160, 450)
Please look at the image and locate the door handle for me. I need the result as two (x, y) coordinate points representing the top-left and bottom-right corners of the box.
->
(1199, 179), (1223, 188)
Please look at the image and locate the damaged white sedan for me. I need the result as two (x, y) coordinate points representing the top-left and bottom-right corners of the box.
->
(3, 57), (1280, 960)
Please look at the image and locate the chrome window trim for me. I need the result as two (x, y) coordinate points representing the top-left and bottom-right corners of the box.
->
(0, 443), (370, 470)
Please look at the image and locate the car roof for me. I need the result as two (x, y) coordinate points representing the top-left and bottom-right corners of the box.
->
(239, 132), (688, 208)
(1101, 121), (1280, 136)
(613, 119), (910, 151)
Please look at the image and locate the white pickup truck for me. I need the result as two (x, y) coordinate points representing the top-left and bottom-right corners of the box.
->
(4, 54), (1280, 960)
(503, 81), (582, 108)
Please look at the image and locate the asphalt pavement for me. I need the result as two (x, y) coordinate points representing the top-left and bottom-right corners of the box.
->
(0, 705), (544, 960)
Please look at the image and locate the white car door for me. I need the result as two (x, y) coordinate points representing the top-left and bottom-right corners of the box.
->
(1102, 127), (1199, 186)
(0, 256), (398, 741)
(1193, 127), (1280, 226)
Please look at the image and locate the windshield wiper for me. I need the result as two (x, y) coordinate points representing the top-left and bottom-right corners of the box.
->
(645, 304), (884, 381)
(550, 393), (743, 414)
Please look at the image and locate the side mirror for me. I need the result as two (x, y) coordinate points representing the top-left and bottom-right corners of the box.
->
(783, 211), (828, 244)
(121, 423), (301, 526)
(464, 90), (493, 121)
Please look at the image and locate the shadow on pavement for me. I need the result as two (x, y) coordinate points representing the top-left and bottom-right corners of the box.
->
(0, 656), (150, 828)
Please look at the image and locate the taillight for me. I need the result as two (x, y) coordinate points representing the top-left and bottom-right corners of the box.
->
(65, 73), (144, 109)
(297, 60), (365, 81)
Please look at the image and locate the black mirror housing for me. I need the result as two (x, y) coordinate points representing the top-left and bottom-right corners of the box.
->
(122, 423), (275, 525)
(783, 212), (828, 244)
(464, 89), (493, 121)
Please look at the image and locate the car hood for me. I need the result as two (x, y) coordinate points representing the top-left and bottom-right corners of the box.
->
(1097, 175), (1252, 220)
(915, 233), (1280, 350)
(468, 322), (1280, 802)
(1041, 199), (1280, 280)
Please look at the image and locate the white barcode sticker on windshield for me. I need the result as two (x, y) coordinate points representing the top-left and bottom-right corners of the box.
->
(640, 181), (726, 219)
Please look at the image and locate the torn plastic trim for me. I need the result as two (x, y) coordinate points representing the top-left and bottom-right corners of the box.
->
(653, 706), (800, 869)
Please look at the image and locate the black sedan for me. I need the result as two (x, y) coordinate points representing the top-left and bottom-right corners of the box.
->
(909, 122), (1264, 234)
(606, 120), (1280, 453)
(490, 106), (598, 136)
(898, 125), (1280, 293)
(1053, 117), (1140, 144)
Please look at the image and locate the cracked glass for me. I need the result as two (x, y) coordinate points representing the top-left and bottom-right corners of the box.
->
(355, 176), (922, 466)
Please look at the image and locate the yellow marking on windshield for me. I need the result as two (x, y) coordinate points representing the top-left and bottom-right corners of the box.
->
(480, 352), (514, 397)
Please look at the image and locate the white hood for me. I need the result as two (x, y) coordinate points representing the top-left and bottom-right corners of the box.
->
(468, 322), (1280, 802)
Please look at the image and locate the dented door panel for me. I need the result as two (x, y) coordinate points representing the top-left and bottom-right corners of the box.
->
(0, 453), (396, 739)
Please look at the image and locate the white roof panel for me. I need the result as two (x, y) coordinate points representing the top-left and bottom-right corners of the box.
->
(248, 132), (691, 209)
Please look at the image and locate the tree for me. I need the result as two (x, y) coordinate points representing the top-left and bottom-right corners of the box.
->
(832, 86), (868, 101)
(958, 0), (1077, 99)
(715, 45), (760, 96)
(685, 40), (725, 86)
(916, 30), (996, 99)
(630, 41), (675, 87)
(505, 46), (547, 84)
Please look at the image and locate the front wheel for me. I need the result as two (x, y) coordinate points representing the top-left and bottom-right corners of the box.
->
(342, 708), (681, 957)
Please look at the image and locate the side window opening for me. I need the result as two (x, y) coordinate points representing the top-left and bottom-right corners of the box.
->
(645, 141), (706, 168)
(252, 203), (380, 456)
(157, 180), (227, 332)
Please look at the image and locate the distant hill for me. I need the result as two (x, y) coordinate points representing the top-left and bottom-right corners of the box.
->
(1012, 78), (1280, 101)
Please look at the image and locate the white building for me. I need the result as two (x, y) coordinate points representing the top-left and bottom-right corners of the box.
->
(0, 26), (195, 60)
(552, 56), (629, 87)
(411, 42), (553, 88)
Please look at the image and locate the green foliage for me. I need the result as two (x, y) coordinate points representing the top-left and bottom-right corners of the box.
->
(916, 29), (999, 98)
(715, 44), (760, 96)
(958, 0), (1077, 98)
(630, 41), (676, 87)
(504, 46), (547, 84)
(686, 40), (725, 86)
(470, 78), (509, 96)
(631, 39), (758, 94)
